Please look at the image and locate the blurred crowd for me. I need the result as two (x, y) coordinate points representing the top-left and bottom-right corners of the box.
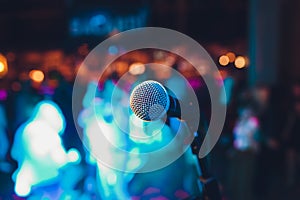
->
(212, 81), (300, 200)
(0, 48), (299, 200)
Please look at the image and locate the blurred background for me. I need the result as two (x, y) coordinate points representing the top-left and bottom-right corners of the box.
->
(0, 0), (300, 200)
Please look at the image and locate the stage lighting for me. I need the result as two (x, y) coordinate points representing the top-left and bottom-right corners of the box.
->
(0, 53), (8, 78)
(226, 52), (236, 63)
(234, 56), (247, 69)
(29, 70), (44, 83)
(219, 55), (230, 66)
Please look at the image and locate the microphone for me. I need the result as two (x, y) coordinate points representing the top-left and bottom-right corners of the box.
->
(129, 80), (222, 200)
(129, 80), (181, 121)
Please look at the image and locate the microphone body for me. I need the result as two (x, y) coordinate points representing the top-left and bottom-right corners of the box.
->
(166, 94), (181, 119)
(130, 80), (183, 121)
(130, 80), (222, 200)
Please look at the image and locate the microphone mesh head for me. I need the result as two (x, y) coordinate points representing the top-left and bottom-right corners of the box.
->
(130, 80), (170, 121)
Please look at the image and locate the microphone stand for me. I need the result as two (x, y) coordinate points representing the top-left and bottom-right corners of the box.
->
(167, 100), (222, 200)
(190, 130), (222, 200)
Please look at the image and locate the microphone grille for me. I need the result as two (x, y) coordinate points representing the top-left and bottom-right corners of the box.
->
(130, 80), (170, 121)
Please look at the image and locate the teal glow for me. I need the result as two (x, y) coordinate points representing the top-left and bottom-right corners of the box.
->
(107, 173), (117, 185)
(79, 81), (137, 199)
(129, 114), (168, 145)
(11, 100), (81, 197)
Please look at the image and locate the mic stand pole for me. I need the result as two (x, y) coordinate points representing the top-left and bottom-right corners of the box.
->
(190, 130), (222, 200)
(166, 97), (222, 200)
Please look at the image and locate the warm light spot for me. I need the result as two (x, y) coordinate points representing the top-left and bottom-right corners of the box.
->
(129, 62), (145, 75)
(219, 55), (230, 66)
(226, 52), (236, 63)
(234, 56), (247, 69)
(29, 70), (44, 83)
(0, 54), (8, 77)
(0, 62), (4, 72)
(115, 61), (128, 75)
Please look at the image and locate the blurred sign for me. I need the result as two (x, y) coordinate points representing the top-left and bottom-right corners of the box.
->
(69, 9), (148, 37)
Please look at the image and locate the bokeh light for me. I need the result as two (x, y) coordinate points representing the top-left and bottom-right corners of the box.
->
(0, 53), (8, 77)
(234, 56), (247, 69)
(0, 62), (5, 72)
(226, 52), (236, 63)
(29, 70), (45, 83)
(219, 55), (230, 66)
(129, 62), (146, 75)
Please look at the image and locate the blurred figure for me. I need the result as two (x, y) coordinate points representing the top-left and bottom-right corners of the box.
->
(79, 80), (136, 199)
(233, 107), (260, 153)
(11, 100), (81, 198)
(253, 85), (283, 200)
(211, 70), (236, 197)
(228, 106), (259, 200)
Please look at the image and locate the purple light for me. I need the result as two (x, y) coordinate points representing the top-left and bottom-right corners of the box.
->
(0, 90), (7, 100)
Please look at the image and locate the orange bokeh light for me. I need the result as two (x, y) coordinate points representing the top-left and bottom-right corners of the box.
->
(226, 52), (236, 63)
(129, 62), (145, 75)
(0, 54), (8, 77)
(219, 55), (230, 66)
(29, 70), (45, 83)
(234, 56), (247, 69)
(0, 62), (5, 72)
